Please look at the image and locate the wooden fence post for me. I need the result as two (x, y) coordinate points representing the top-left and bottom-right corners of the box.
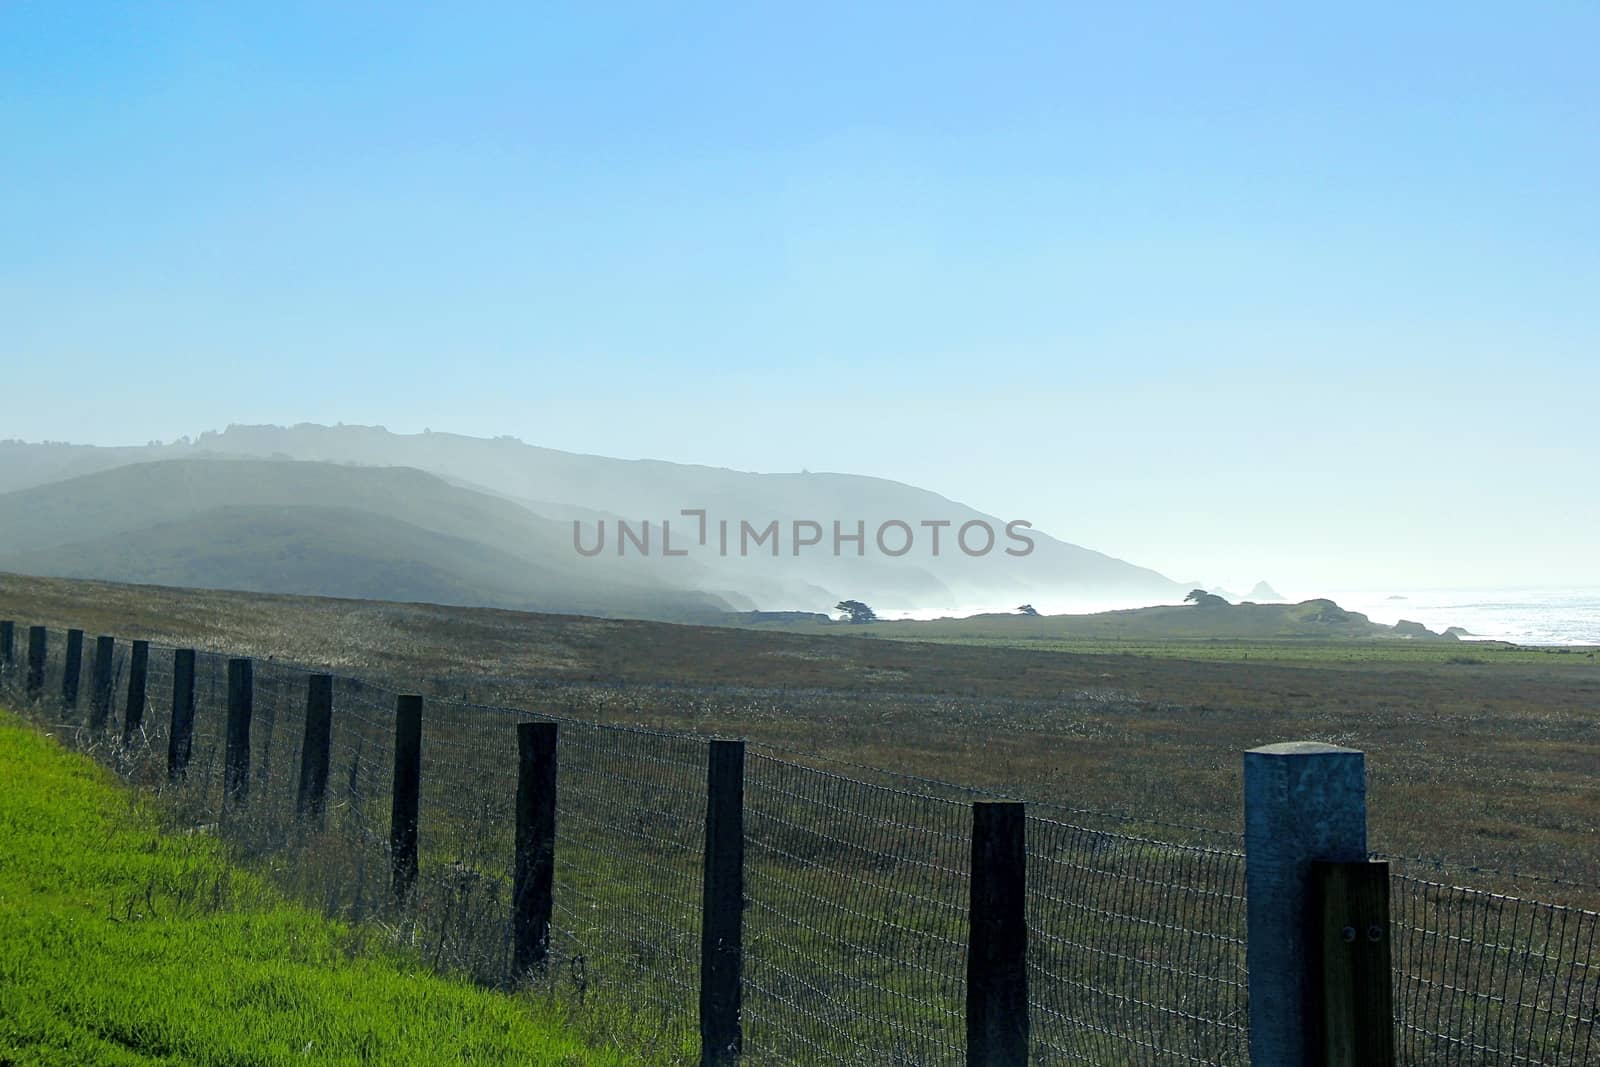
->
(89, 635), (115, 730)
(390, 694), (423, 905)
(167, 649), (196, 779)
(967, 801), (1029, 1067)
(0, 620), (14, 672)
(62, 628), (84, 710)
(1244, 742), (1368, 1066)
(295, 674), (334, 825)
(1315, 861), (1395, 1066)
(122, 640), (149, 741)
(700, 738), (745, 1067)
(26, 625), (46, 699)
(225, 658), (253, 810)
(513, 721), (558, 976)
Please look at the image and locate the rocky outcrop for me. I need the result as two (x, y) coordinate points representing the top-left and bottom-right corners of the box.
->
(1297, 599), (1358, 625)
(1392, 619), (1438, 638)
(735, 610), (832, 625)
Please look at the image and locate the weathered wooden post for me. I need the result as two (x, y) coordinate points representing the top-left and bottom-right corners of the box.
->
(167, 649), (197, 779)
(88, 635), (116, 730)
(225, 658), (253, 809)
(390, 694), (423, 905)
(700, 738), (745, 1067)
(122, 640), (149, 741)
(61, 628), (84, 710)
(513, 721), (558, 976)
(26, 626), (46, 699)
(1244, 742), (1369, 1066)
(1314, 861), (1395, 1066)
(295, 674), (334, 825)
(967, 800), (1029, 1067)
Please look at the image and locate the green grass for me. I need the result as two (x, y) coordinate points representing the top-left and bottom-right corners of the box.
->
(0, 709), (636, 1067)
(806, 629), (1599, 666)
(758, 610), (1600, 667)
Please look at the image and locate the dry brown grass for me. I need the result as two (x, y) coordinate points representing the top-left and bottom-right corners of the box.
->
(3, 571), (1597, 905)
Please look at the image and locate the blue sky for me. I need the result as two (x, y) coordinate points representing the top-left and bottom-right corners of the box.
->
(3, 2), (1597, 589)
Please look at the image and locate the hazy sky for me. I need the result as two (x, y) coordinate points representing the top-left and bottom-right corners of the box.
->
(4, 3), (1597, 591)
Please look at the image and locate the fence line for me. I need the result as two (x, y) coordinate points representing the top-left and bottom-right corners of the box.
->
(0, 620), (1595, 1065)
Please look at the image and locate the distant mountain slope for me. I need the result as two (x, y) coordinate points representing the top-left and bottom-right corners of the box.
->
(1, 506), (536, 607)
(0, 460), (734, 620)
(0, 506), (730, 618)
(0, 458), (562, 555)
(0, 426), (1184, 614)
(0, 440), (162, 495)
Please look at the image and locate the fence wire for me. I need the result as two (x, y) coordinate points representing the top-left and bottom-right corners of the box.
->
(743, 752), (972, 1066)
(543, 714), (707, 1049)
(1391, 872), (1598, 1066)
(1, 619), (1597, 1066)
(1027, 817), (1249, 1065)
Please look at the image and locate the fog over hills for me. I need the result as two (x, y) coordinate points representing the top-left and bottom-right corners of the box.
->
(0, 460), (735, 620)
(0, 425), (1185, 621)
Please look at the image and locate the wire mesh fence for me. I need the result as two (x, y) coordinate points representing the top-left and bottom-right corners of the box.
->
(1390, 872), (1598, 1066)
(1026, 817), (1250, 1065)
(546, 715), (707, 1048)
(742, 752), (972, 1065)
(1, 620), (1596, 1065)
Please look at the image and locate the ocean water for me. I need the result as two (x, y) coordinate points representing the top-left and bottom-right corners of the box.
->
(1322, 588), (1600, 646)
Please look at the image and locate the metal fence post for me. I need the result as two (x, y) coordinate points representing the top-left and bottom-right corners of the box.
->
(89, 635), (115, 730)
(225, 657), (253, 810)
(295, 674), (334, 825)
(1314, 861), (1396, 1066)
(968, 800), (1029, 1067)
(390, 694), (423, 905)
(1244, 742), (1368, 1066)
(122, 639), (149, 741)
(62, 628), (84, 710)
(700, 738), (745, 1066)
(513, 721), (558, 976)
(168, 649), (196, 779)
(26, 626), (46, 699)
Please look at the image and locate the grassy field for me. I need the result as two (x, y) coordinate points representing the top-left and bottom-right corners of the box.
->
(744, 603), (1600, 667)
(2, 573), (1595, 1064)
(774, 627), (1600, 666)
(2, 571), (1597, 904)
(0, 708), (637, 1067)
